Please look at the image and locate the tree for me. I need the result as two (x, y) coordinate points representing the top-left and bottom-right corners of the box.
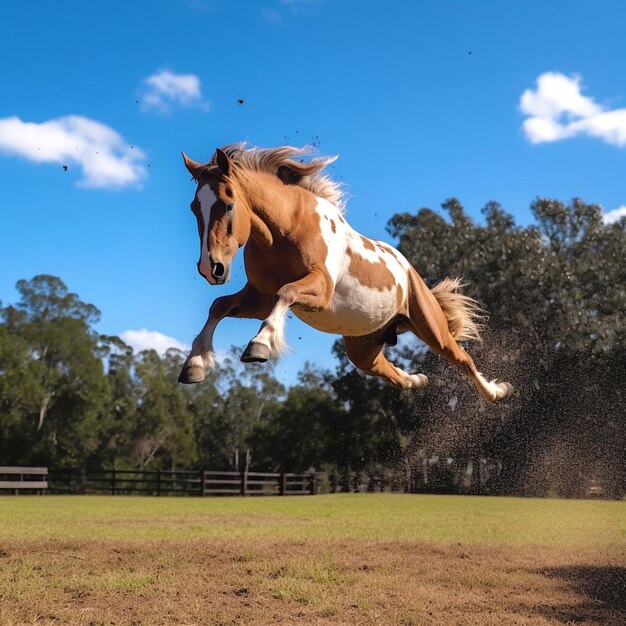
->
(0, 326), (44, 463)
(250, 364), (342, 471)
(387, 198), (626, 496)
(94, 335), (138, 469)
(132, 348), (197, 469)
(0, 275), (110, 467)
(192, 347), (285, 470)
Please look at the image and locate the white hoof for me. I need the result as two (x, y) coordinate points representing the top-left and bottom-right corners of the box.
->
(483, 379), (514, 402)
(407, 373), (429, 388)
(495, 381), (513, 400)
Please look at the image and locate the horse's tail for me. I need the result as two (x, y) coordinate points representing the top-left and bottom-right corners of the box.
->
(430, 278), (484, 342)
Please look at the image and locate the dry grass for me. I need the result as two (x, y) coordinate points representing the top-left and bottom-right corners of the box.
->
(0, 494), (624, 625)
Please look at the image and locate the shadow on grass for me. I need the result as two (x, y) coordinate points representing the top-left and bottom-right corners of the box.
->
(533, 566), (626, 625)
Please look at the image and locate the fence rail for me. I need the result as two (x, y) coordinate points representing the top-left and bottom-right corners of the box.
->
(48, 468), (317, 497)
(0, 466), (48, 493)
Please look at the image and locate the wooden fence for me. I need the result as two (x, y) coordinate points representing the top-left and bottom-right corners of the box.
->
(0, 466), (48, 493)
(48, 468), (317, 497)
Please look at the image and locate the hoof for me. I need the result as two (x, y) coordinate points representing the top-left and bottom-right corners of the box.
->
(409, 373), (429, 388)
(178, 364), (205, 384)
(497, 382), (514, 401)
(241, 342), (270, 363)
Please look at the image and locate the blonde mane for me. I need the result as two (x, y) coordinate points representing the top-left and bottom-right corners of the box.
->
(211, 143), (347, 213)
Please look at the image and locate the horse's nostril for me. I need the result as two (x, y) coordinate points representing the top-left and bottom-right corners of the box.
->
(212, 262), (225, 278)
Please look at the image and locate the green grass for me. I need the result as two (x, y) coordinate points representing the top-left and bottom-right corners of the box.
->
(1, 494), (625, 625)
(1, 493), (624, 547)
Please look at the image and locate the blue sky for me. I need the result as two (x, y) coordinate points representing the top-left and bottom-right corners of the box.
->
(1, 0), (626, 384)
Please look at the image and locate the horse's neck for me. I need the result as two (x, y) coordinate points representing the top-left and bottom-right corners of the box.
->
(243, 172), (312, 246)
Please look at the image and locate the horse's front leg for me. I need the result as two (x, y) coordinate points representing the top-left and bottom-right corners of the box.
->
(241, 270), (332, 363)
(179, 284), (273, 384)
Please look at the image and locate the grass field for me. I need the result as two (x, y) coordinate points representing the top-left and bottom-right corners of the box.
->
(0, 494), (624, 625)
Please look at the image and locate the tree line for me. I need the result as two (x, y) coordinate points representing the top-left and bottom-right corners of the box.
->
(1, 197), (624, 497)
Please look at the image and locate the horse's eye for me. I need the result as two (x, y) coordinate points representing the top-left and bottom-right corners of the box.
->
(226, 203), (234, 212)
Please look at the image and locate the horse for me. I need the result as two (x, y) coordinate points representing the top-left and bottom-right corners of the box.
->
(177, 144), (512, 402)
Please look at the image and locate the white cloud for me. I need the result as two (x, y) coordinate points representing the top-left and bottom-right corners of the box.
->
(0, 115), (147, 188)
(603, 206), (626, 224)
(141, 69), (209, 113)
(520, 72), (626, 147)
(120, 329), (189, 356)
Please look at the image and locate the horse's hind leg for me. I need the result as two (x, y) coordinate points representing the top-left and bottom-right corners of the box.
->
(406, 271), (512, 401)
(343, 333), (429, 390)
(430, 334), (512, 401)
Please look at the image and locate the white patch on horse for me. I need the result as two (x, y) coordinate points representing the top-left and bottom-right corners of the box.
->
(315, 198), (345, 283)
(351, 236), (410, 288)
(249, 300), (290, 358)
(190, 316), (219, 369)
(291, 197), (409, 336)
(247, 198), (347, 356)
(197, 184), (216, 279)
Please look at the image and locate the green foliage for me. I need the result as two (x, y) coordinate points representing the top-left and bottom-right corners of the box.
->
(0, 326), (44, 462)
(95, 335), (138, 468)
(190, 347), (286, 470)
(251, 365), (341, 471)
(0, 275), (109, 467)
(132, 348), (197, 469)
(388, 197), (626, 496)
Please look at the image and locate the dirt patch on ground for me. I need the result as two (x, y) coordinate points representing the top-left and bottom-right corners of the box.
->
(0, 537), (624, 625)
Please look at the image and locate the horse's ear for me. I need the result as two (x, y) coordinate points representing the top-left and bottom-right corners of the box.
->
(182, 152), (203, 180)
(215, 148), (231, 176)
(277, 165), (303, 186)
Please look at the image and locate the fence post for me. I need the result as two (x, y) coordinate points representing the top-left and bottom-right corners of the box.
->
(156, 470), (161, 496)
(341, 471), (350, 493)
(280, 473), (286, 496)
(308, 472), (317, 495)
(111, 469), (116, 495)
(241, 471), (247, 496)
(352, 473), (359, 493)
(200, 470), (206, 497)
(330, 472), (337, 494)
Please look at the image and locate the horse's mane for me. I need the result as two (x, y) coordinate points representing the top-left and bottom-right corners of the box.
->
(211, 143), (347, 213)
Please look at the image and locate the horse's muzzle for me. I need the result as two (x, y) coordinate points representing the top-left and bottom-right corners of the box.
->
(197, 258), (229, 285)
(209, 257), (229, 285)
(211, 260), (225, 280)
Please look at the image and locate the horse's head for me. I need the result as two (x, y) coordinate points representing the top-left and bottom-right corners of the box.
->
(182, 149), (250, 285)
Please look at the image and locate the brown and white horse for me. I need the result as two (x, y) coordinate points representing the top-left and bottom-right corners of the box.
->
(178, 144), (512, 402)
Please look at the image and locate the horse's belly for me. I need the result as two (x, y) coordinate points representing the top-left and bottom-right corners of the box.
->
(292, 279), (399, 336)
